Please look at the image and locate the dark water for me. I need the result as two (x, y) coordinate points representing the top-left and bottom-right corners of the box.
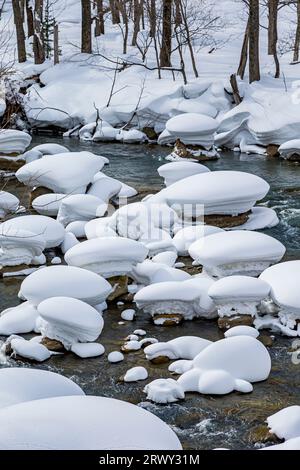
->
(1, 138), (300, 450)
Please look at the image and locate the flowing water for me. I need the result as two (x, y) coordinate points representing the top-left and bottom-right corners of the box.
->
(0, 137), (300, 450)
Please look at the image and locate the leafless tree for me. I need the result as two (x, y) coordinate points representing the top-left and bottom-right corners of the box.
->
(12, 0), (26, 63)
(81, 0), (92, 53)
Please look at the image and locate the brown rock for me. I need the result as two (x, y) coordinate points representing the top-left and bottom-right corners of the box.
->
(248, 424), (282, 445)
(258, 335), (274, 347)
(152, 313), (183, 326)
(41, 337), (65, 352)
(107, 275), (128, 301)
(150, 355), (171, 365)
(142, 127), (158, 141)
(0, 156), (24, 171)
(173, 139), (219, 162)
(204, 211), (251, 229)
(218, 315), (254, 330)
(266, 144), (280, 158)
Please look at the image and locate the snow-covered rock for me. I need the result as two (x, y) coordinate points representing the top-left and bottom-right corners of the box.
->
(144, 336), (212, 362)
(0, 368), (84, 409)
(0, 301), (38, 335)
(139, 227), (176, 257)
(70, 342), (105, 358)
(10, 337), (51, 362)
(157, 161), (210, 187)
(20, 265), (112, 306)
(121, 309), (135, 321)
(60, 232), (79, 254)
(0, 130), (31, 154)
(0, 192), (19, 218)
(124, 366), (148, 382)
(84, 217), (117, 240)
(16, 152), (106, 194)
(0, 395), (182, 449)
(267, 406), (300, 441)
(0, 228), (45, 266)
(152, 251), (177, 267)
(173, 225), (224, 256)
(22, 143), (69, 163)
(57, 194), (107, 227)
(230, 207), (279, 231)
(116, 129), (147, 144)
(279, 139), (300, 161)
(132, 260), (190, 285)
(108, 351), (124, 363)
(65, 220), (87, 238)
(208, 276), (271, 317)
(189, 231), (286, 277)
(65, 237), (148, 278)
(32, 193), (65, 216)
(88, 174), (122, 202)
(38, 297), (104, 349)
(0, 215), (65, 248)
(224, 326), (260, 338)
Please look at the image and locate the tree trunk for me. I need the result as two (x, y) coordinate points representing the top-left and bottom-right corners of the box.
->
(95, 0), (105, 36)
(26, 0), (34, 37)
(148, 0), (156, 38)
(132, 0), (142, 46)
(237, 18), (249, 79)
(179, 0), (198, 78)
(81, 0), (92, 53)
(293, 0), (300, 62)
(160, 0), (172, 67)
(12, 0), (27, 63)
(110, 0), (120, 24)
(248, 0), (260, 83)
(33, 0), (45, 64)
(174, 0), (181, 27)
(268, 0), (280, 78)
(54, 23), (59, 64)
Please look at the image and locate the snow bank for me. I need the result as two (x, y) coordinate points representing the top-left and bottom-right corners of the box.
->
(0, 130), (31, 154)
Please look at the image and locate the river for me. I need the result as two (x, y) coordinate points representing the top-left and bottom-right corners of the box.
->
(0, 137), (300, 449)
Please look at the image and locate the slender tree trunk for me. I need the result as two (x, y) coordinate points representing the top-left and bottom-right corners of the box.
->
(33, 0), (45, 64)
(160, 0), (172, 67)
(20, 0), (25, 21)
(95, 0), (105, 36)
(132, 0), (142, 46)
(110, 0), (120, 24)
(117, 0), (128, 54)
(293, 0), (300, 62)
(54, 23), (59, 64)
(237, 18), (249, 79)
(12, 0), (27, 63)
(268, 0), (280, 78)
(26, 0), (34, 37)
(179, 0), (198, 78)
(81, 0), (92, 53)
(148, 0), (156, 38)
(174, 0), (181, 27)
(248, 0), (260, 83)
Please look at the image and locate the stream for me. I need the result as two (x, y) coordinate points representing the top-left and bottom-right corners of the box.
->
(1, 137), (300, 450)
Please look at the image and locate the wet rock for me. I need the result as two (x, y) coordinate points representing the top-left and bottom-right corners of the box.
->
(152, 314), (183, 327)
(41, 337), (65, 352)
(248, 424), (282, 445)
(149, 355), (171, 365)
(142, 127), (158, 141)
(107, 276), (128, 301)
(172, 140), (218, 162)
(266, 144), (280, 158)
(218, 315), (254, 330)
(204, 211), (251, 229)
(258, 335), (274, 347)
(0, 157), (24, 171)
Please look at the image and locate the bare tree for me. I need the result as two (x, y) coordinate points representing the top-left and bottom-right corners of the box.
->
(293, 0), (300, 62)
(237, 17), (249, 79)
(12, 0), (27, 63)
(249, 0), (260, 83)
(132, 0), (142, 46)
(33, 0), (45, 64)
(268, 0), (280, 77)
(81, 0), (92, 53)
(109, 0), (120, 24)
(95, 0), (105, 36)
(160, 0), (172, 67)
(25, 0), (34, 37)
(148, 0), (156, 37)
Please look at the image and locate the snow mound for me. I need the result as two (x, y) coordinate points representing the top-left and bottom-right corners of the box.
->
(0, 301), (38, 336)
(267, 406), (300, 441)
(279, 139), (300, 160)
(57, 194), (107, 227)
(224, 326), (260, 339)
(20, 265), (112, 306)
(0, 396), (182, 449)
(230, 207), (279, 231)
(158, 161), (210, 187)
(0, 130), (31, 154)
(108, 351), (124, 363)
(124, 366), (148, 382)
(0, 192), (19, 218)
(132, 260), (190, 285)
(22, 143), (69, 163)
(173, 225), (224, 256)
(0, 228), (45, 267)
(71, 342), (105, 358)
(88, 174), (122, 202)
(32, 193), (65, 216)
(10, 337), (51, 362)
(144, 336), (212, 361)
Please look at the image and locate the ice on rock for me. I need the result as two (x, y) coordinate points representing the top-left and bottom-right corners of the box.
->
(152, 171), (270, 219)
(65, 237), (148, 278)
(22, 143), (69, 163)
(259, 261), (300, 336)
(132, 259), (190, 285)
(208, 276), (271, 317)
(189, 231), (286, 277)
(108, 351), (124, 363)
(158, 162), (210, 187)
(20, 265), (112, 306)
(0, 368), (84, 409)
(57, 194), (107, 227)
(144, 336), (212, 362)
(0, 192), (20, 218)
(0, 395), (182, 450)
(0, 130), (31, 154)
(279, 140), (300, 161)
(0, 215), (65, 248)
(10, 337), (51, 362)
(0, 228), (45, 267)
(145, 336), (271, 402)
(38, 297), (104, 349)
(134, 278), (216, 322)
(88, 174), (122, 202)
(224, 326), (260, 339)
(71, 342), (105, 358)
(121, 309), (136, 321)
(267, 406), (300, 441)
(231, 207), (279, 231)
(32, 193), (65, 216)
(65, 221), (87, 238)
(0, 301), (39, 335)
(159, 113), (218, 149)
(173, 225), (224, 256)
(124, 366), (148, 382)
(16, 152), (106, 194)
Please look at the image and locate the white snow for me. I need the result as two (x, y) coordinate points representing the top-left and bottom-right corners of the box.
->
(144, 337), (212, 361)
(279, 140), (300, 160)
(267, 406), (300, 441)
(71, 342), (105, 358)
(173, 225), (224, 256)
(108, 351), (124, 363)
(0, 192), (20, 218)
(224, 326), (260, 339)
(230, 207), (279, 231)
(0, 228), (45, 267)
(22, 143), (69, 163)
(10, 337), (51, 362)
(158, 162), (210, 187)
(0, 130), (31, 154)
(57, 194), (107, 227)
(65, 221), (87, 238)
(124, 366), (148, 382)
(32, 193), (65, 216)
(121, 309), (136, 321)
(131, 260), (190, 285)
(0, 301), (38, 336)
